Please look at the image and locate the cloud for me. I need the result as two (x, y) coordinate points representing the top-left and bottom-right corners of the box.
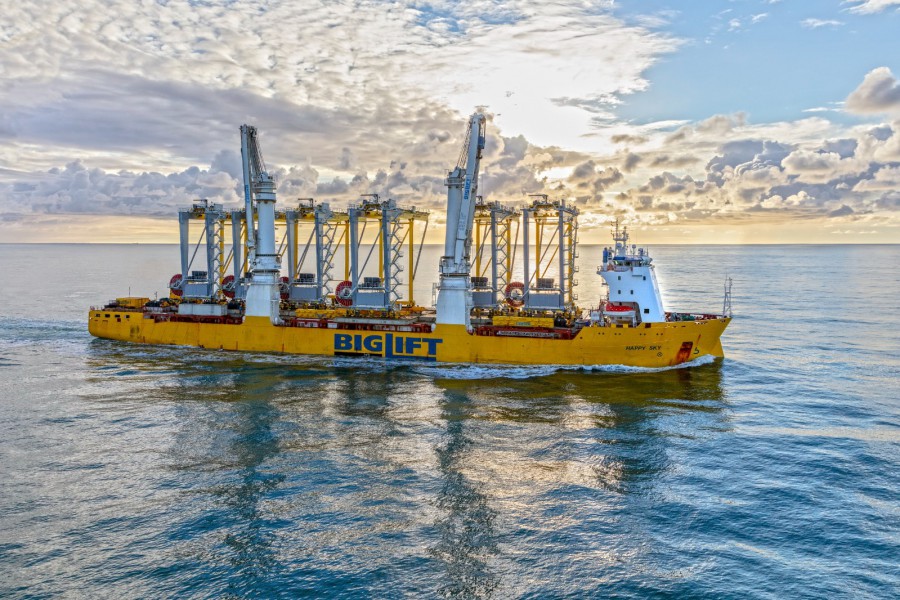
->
(845, 0), (900, 14)
(782, 149), (863, 183)
(0, 1), (683, 209)
(725, 13), (767, 33)
(0, 2), (899, 241)
(611, 134), (649, 145)
(801, 18), (844, 28)
(0, 159), (242, 217)
(874, 190), (900, 209)
(590, 108), (900, 228)
(566, 161), (624, 194)
(706, 139), (793, 184)
(845, 67), (900, 114)
(852, 165), (900, 191)
(828, 204), (854, 217)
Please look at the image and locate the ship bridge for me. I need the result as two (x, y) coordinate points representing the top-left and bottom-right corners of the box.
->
(597, 222), (665, 323)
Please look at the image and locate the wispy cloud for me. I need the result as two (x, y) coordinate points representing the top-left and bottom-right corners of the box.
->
(801, 18), (845, 29)
(845, 0), (900, 14)
(727, 13), (767, 32)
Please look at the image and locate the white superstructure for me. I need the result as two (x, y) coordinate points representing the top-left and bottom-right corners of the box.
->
(597, 221), (666, 323)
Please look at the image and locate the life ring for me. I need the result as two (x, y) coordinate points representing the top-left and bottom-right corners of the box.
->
(504, 281), (525, 307)
(168, 273), (184, 297)
(279, 276), (290, 300)
(335, 280), (353, 306)
(221, 275), (236, 299)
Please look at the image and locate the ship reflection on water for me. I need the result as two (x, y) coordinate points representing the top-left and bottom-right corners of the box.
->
(82, 342), (728, 595)
(426, 364), (727, 595)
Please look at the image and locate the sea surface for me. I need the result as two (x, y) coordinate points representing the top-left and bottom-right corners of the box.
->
(0, 243), (897, 599)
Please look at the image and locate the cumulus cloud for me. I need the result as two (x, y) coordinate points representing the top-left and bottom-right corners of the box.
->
(586, 108), (900, 228)
(0, 1), (684, 221)
(566, 160), (624, 195)
(846, 67), (900, 114)
(0, 1), (898, 241)
(782, 149), (863, 183)
(852, 165), (900, 191)
(1, 160), (241, 217)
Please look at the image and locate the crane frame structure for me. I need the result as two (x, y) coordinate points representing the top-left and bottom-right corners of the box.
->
(284, 199), (349, 305)
(521, 195), (579, 312)
(346, 195), (429, 311)
(172, 195), (428, 312)
(471, 197), (519, 308)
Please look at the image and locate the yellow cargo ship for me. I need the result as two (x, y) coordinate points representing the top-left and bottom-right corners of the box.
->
(88, 116), (731, 368)
(88, 309), (729, 367)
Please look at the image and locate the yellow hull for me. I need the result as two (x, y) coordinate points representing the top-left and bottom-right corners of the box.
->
(88, 310), (730, 368)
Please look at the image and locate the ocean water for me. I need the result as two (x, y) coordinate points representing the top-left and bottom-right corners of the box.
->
(0, 243), (897, 599)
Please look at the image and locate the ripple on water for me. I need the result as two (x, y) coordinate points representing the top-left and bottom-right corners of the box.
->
(1, 245), (899, 598)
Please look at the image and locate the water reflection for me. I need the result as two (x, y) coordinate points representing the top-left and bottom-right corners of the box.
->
(433, 364), (727, 489)
(430, 390), (500, 598)
(424, 363), (727, 595)
(167, 376), (286, 593)
(82, 339), (727, 597)
(83, 343), (293, 591)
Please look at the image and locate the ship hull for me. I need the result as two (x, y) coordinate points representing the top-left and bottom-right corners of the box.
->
(89, 311), (730, 368)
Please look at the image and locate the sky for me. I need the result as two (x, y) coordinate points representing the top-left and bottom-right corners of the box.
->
(1, 0), (899, 244)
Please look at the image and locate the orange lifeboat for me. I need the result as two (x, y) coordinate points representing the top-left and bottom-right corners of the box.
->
(604, 303), (635, 317)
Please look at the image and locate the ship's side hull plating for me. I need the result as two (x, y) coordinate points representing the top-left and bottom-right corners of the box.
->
(89, 312), (729, 367)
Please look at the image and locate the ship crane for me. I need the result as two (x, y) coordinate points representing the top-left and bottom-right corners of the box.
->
(240, 124), (282, 322)
(436, 112), (486, 327)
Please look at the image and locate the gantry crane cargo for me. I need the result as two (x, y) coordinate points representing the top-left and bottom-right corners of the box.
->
(90, 117), (731, 367)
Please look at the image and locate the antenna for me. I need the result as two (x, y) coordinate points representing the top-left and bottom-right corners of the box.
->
(723, 274), (733, 317)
